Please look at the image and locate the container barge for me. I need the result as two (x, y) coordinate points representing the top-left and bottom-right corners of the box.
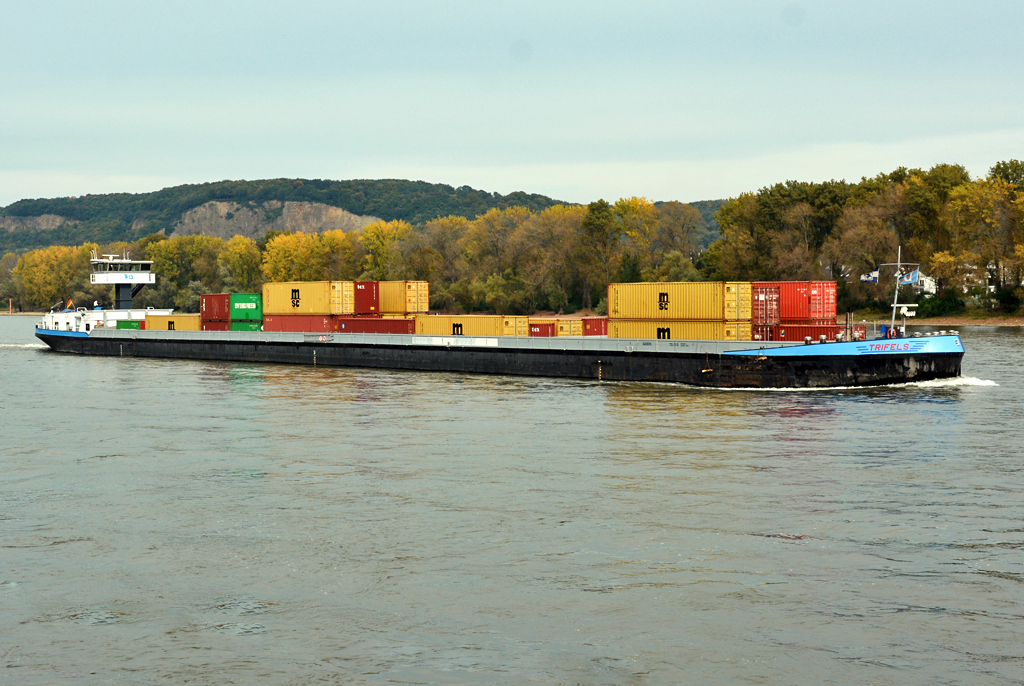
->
(33, 253), (965, 389)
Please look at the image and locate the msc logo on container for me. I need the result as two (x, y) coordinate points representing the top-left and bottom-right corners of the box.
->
(452, 323), (464, 335)
(656, 327), (671, 339)
(658, 292), (669, 310)
(291, 288), (300, 308)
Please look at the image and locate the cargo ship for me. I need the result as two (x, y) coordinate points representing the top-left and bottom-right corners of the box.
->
(34, 253), (965, 389)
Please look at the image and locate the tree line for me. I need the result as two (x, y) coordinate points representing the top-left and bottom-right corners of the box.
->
(706, 160), (1024, 312)
(1, 198), (716, 314)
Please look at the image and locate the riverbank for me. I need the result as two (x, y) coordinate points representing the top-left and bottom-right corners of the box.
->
(847, 309), (1024, 327)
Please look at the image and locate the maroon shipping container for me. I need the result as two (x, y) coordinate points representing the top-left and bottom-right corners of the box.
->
(750, 284), (780, 325)
(754, 323), (841, 342)
(353, 281), (379, 315)
(529, 322), (556, 337)
(201, 321), (231, 331)
(200, 293), (230, 321)
(581, 317), (608, 336)
(263, 314), (334, 332)
(333, 316), (414, 334)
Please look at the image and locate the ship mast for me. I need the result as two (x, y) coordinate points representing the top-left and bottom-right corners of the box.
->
(879, 246), (919, 333)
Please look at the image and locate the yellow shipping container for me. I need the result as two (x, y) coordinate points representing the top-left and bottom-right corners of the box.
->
(380, 281), (430, 314)
(607, 319), (752, 341)
(503, 316), (529, 337)
(145, 313), (201, 331)
(263, 282), (332, 315)
(407, 281), (429, 313)
(607, 282), (752, 320)
(414, 315), (529, 336)
(330, 281), (355, 315)
(558, 319), (583, 336)
(723, 282), (752, 320)
(415, 315), (500, 336)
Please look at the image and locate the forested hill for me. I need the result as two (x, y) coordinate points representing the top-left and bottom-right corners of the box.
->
(0, 178), (567, 253)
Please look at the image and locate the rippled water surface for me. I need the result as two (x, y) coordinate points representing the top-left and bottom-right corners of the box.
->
(2, 316), (1023, 685)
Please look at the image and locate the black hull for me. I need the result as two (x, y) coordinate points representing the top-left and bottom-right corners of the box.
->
(36, 331), (964, 389)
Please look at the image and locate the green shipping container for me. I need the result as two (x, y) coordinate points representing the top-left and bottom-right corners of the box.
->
(229, 293), (263, 321)
(116, 319), (141, 330)
(230, 321), (262, 332)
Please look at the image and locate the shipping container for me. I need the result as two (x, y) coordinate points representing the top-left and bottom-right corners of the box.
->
(145, 314), (202, 331)
(750, 284), (780, 325)
(808, 281), (837, 320)
(353, 281), (379, 314)
(557, 319), (583, 336)
(263, 282), (332, 315)
(229, 293), (263, 321)
(607, 319), (752, 341)
(529, 322), (556, 337)
(230, 321), (262, 332)
(333, 316), (415, 334)
(758, 281), (838, 322)
(330, 281), (354, 314)
(200, 293), (230, 321)
(115, 319), (141, 330)
(753, 323), (841, 342)
(416, 315), (500, 336)
(414, 315), (529, 336)
(582, 317), (608, 336)
(380, 313), (415, 320)
(608, 282), (752, 320)
(380, 281), (430, 314)
(262, 314), (334, 332)
(504, 316), (529, 336)
(201, 321), (230, 331)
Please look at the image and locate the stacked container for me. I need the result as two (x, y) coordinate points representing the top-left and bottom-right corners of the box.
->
(751, 281), (838, 341)
(607, 282), (752, 340)
(263, 282), (380, 316)
(379, 281), (430, 315)
(200, 293), (263, 332)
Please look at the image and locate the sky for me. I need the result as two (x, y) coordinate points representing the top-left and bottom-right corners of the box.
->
(1, 0), (1022, 207)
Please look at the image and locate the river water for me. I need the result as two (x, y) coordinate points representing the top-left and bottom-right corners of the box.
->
(1, 315), (1022, 685)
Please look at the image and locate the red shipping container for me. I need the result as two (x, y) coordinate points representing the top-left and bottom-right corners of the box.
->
(201, 321), (230, 331)
(353, 281), (379, 314)
(333, 316), (414, 334)
(808, 281), (837, 320)
(200, 293), (230, 321)
(775, 281), (812, 321)
(581, 317), (608, 336)
(529, 322), (556, 337)
(750, 284), (780, 325)
(140, 321), (145, 330)
(754, 323), (841, 342)
(755, 281), (838, 322)
(262, 314), (334, 332)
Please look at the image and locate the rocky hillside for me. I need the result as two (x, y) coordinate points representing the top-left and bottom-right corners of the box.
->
(172, 201), (378, 239)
